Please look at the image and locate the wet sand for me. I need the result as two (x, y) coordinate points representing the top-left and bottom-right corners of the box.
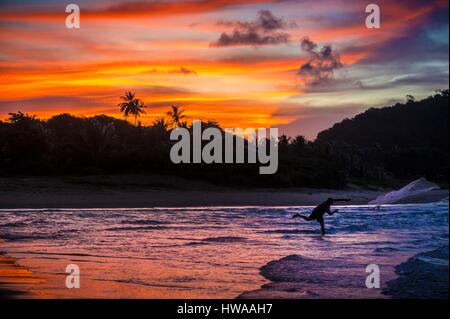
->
(0, 188), (383, 208)
(0, 255), (28, 298)
(0, 240), (42, 298)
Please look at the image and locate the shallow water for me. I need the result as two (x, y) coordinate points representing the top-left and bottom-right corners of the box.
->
(0, 201), (448, 298)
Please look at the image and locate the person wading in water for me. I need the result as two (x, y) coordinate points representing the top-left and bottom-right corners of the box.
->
(292, 198), (351, 235)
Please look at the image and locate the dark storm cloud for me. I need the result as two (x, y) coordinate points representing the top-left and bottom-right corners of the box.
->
(211, 10), (293, 47)
(297, 37), (343, 86)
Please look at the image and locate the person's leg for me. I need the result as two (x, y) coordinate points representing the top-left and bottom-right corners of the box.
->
(292, 214), (312, 221)
(318, 217), (325, 235)
(328, 209), (338, 216)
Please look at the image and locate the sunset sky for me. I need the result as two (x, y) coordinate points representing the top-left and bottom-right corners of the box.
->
(0, 0), (448, 139)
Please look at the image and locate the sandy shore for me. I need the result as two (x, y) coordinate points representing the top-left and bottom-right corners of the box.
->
(0, 239), (42, 298)
(0, 255), (32, 298)
(0, 176), (447, 209)
(0, 176), (447, 298)
(0, 187), (382, 208)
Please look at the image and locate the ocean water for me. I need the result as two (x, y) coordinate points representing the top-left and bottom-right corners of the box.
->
(0, 201), (448, 298)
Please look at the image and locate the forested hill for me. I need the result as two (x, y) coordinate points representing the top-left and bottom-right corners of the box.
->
(315, 90), (449, 185)
(316, 90), (449, 148)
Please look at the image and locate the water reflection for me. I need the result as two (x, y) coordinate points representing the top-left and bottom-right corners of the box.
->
(0, 202), (448, 298)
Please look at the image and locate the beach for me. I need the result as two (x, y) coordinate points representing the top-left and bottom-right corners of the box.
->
(1, 176), (448, 209)
(0, 200), (448, 299)
(0, 175), (448, 298)
(0, 238), (43, 298)
(0, 176), (381, 208)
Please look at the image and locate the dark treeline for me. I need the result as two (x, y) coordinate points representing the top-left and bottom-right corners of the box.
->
(317, 90), (449, 186)
(0, 90), (448, 189)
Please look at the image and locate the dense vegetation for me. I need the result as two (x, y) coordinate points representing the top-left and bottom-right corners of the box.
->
(317, 90), (448, 186)
(0, 90), (448, 189)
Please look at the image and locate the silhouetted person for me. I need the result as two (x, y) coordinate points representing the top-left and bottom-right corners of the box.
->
(292, 198), (351, 235)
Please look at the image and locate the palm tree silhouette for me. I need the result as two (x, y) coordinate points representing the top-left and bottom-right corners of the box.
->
(152, 116), (170, 131)
(167, 104), (187, 128)
(118, 91), (147, 125)
(8, 111), (37, 124)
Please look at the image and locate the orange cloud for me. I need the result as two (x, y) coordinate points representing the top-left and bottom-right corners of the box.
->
(1, 0), (447, 139)
(0, 0), (285, 21)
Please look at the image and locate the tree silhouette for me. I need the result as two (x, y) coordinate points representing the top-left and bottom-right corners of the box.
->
(406, 94), (415, 103)
(0, 90), (447, 187)
(118, 91), (147, 125)
(152, 116), (170, 131)
(8, 111), (37, 124)
(167, 104), (187, 128)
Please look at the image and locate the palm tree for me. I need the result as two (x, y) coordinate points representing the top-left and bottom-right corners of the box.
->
(8, 111), (37, 124)
(152, 116), (170, 132)
(118, 91), (147, 125)
(166, 104), (186, 128)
